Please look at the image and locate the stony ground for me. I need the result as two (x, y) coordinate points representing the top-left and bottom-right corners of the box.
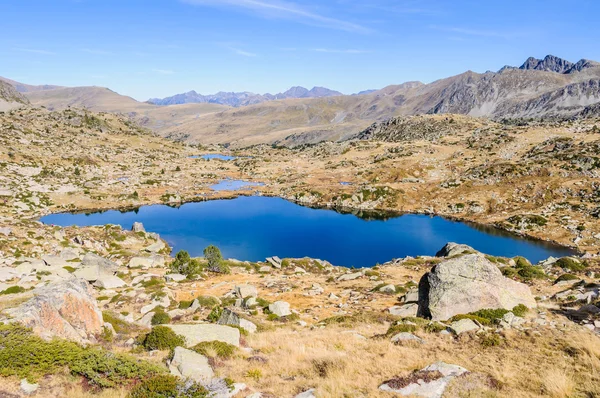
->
(0, 106), (599, 397)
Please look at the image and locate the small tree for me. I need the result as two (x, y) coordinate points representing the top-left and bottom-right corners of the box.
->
(204, 245), (229, 274)
(170, 250), (202, 278)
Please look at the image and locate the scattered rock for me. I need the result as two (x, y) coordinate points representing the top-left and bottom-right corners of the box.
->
(166, 324), (241, 347)
(20, 379), (39, 395)
(169, 346), (214, 382)
(235, 284), (258, 299)
(388, 303), (418, 317)
(165, 273), (186, 282)
(269, 301), (292, 317)
(266, 256), (282, 269)
(379, 284), (396, 294)
(218, 308), (258, 334)
(132, 222), (145, 233)
(449, 318), (480, 335)
(391, 332), (424, 344)
(336, 271), (363, 282)
(93, 274), (126, 289)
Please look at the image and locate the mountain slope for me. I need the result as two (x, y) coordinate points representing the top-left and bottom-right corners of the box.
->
(0, 76), (63, 93)
(0, 80), (30, 111)
(8, 55), (600, 147)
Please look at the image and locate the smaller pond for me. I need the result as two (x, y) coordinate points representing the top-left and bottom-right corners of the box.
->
(209, 180), (264, 191)
(190, 154), (237, 161)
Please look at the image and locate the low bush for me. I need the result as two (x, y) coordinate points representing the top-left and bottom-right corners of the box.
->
(192, 341), (236, 359)
(479, 332), (503, 347)
(512, 304), (529, 317)
(170, 250), (204, 278)
(554, 273), (580, 284)
(555, 257), (586, 272)
(102, 311), (141, 335)
(386, 323), (417, 336)
(128, 374), (209, 398)
(151, 308), (171, 326)
(0, 286), (27, 295)
(141, 326), (185, 351)
(0, 323), (163, 387)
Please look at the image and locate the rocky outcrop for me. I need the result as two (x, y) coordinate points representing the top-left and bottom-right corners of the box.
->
(4, 278), (103, 343)
(417, 254), (536, 321)
(379, 362), (468, 397)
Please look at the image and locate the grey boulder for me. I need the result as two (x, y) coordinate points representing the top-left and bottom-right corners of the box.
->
(417, 254), (536, 321)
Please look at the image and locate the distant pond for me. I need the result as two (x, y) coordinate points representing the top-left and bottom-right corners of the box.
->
(189, 154), (237, 161)
(209, 180), (264, 191)
(40, 196), (575, 267)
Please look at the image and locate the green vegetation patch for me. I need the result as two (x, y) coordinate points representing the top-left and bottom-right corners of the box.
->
(0, 323), (163, 387)
(128, 374), (209, 398)
(141, 326), (185, 351)
(191, 341), (237, 359)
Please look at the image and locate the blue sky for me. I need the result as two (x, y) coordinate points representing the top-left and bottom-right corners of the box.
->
(2, 0), (599, 101)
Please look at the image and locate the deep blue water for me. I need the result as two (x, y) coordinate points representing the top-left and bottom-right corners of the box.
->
(190, 154), (237, 160)
(40, 196), (575, 267)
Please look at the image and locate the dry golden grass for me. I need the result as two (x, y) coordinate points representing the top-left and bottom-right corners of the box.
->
(216, 321), (600, 398)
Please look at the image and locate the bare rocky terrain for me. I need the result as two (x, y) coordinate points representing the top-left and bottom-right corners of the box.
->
(1, 57), (600, 397)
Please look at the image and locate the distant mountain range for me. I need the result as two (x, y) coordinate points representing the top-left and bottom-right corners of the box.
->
(147, 86), (344, 107)
(3, 54), (600, 147)
(499, 54), (599, 74)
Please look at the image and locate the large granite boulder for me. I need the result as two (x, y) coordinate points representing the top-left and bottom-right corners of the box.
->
(4, 278), (103, 343)
(417, 254), (536, 321)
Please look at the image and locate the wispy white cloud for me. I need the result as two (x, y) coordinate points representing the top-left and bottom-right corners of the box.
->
(81, 48), (113, 55)
(229, 47), (257, 57)
(429, 25), (520, 39)
(152, 69), (175, 75)
(15, 48), (55, 55)
(313, 48), (368, 54)
(181, 0), (369, 33)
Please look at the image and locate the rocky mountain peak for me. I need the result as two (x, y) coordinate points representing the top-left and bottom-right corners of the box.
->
(520, 54), (574, 73)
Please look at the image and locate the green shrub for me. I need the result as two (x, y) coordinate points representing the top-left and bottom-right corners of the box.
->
(128, 374), (209, 398)
(503, 257), (546, 281)
(0, 286), (27, 295)
(512, 304), (529, 317)
(196, 296), (221, 308)
(178, 300), (194, 310)
(555, 257), (586, 272)
(170, 250), (204, 278)
(386, 323), (417, 336)
(151, 308), (171, 326)
(450, 314), (491, 325)
(70, 349), (163, 389)
(554, 274), (580, 284)
(245, 368), (262, 382)
(207, 306), (223, 323)
(103, 311), (141, 335)
(192, 341), (236, 359)
(141, 326), (185, 351)
(479, 332), (503, 347)
(470, 308), (510, 322)
(0, 324), (163, 387)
